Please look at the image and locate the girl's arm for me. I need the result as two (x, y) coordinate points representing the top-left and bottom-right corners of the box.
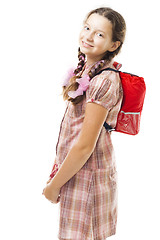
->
(49, 102), (109, 190)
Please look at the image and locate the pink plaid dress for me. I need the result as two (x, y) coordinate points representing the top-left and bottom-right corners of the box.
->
(54, 60), (123, 240)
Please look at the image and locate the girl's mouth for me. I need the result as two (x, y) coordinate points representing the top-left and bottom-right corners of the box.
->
(82, 41), (94, 48)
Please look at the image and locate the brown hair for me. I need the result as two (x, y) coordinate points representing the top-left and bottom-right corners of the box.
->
(61, 7), (126, 105)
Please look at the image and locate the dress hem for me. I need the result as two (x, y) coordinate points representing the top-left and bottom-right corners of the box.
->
(58, 228), (116, 240)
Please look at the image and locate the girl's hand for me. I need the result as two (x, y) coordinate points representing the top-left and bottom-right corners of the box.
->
(42, 182), (61, 204)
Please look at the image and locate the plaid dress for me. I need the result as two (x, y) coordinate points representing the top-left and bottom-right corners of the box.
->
(54, 60), (123, 240)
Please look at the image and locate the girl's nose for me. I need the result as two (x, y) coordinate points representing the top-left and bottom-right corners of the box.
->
(86, 31), (94, 42)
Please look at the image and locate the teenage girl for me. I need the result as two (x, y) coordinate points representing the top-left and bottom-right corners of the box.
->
(42, 7), (126, 240)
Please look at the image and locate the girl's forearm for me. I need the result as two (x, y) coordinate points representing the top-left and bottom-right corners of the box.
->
(50, 144), (93, 190)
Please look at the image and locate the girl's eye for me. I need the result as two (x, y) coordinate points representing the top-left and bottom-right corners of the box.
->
(84, 26), (89, 30)
(97, 33), (104, 38)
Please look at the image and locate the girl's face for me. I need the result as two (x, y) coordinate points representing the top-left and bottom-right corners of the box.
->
(79, 13), (120, 64)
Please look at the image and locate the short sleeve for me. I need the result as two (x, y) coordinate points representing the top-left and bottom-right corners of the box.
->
(85, 71), (120, 111)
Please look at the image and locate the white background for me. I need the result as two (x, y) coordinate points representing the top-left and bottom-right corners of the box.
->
(0, 0), (159, 239)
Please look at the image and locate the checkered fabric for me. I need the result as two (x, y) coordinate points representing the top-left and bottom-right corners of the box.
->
(54, 60), (123, 240)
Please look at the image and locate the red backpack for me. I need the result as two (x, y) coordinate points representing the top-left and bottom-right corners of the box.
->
(97, 62), (146, 135)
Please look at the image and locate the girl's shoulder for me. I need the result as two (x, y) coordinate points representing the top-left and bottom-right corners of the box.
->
(90, 60), (122, 86)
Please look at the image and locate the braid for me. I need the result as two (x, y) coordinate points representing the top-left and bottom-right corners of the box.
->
(74, 47), (86, 75)
(61, 48), (86, 105)
(88, 59), (107, 79)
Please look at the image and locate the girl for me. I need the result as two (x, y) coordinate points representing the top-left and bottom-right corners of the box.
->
(43, 7), (126, 240)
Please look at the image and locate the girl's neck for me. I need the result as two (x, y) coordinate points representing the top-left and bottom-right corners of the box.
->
(84, 61), (95, 70)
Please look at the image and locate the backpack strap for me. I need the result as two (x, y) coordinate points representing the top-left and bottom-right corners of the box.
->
(96, 67), (119, 75)
(103, 122), (115, 132)
(96, 67), (139, 77)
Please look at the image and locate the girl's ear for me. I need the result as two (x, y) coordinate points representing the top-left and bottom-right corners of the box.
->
(109, 41), (121, 52)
